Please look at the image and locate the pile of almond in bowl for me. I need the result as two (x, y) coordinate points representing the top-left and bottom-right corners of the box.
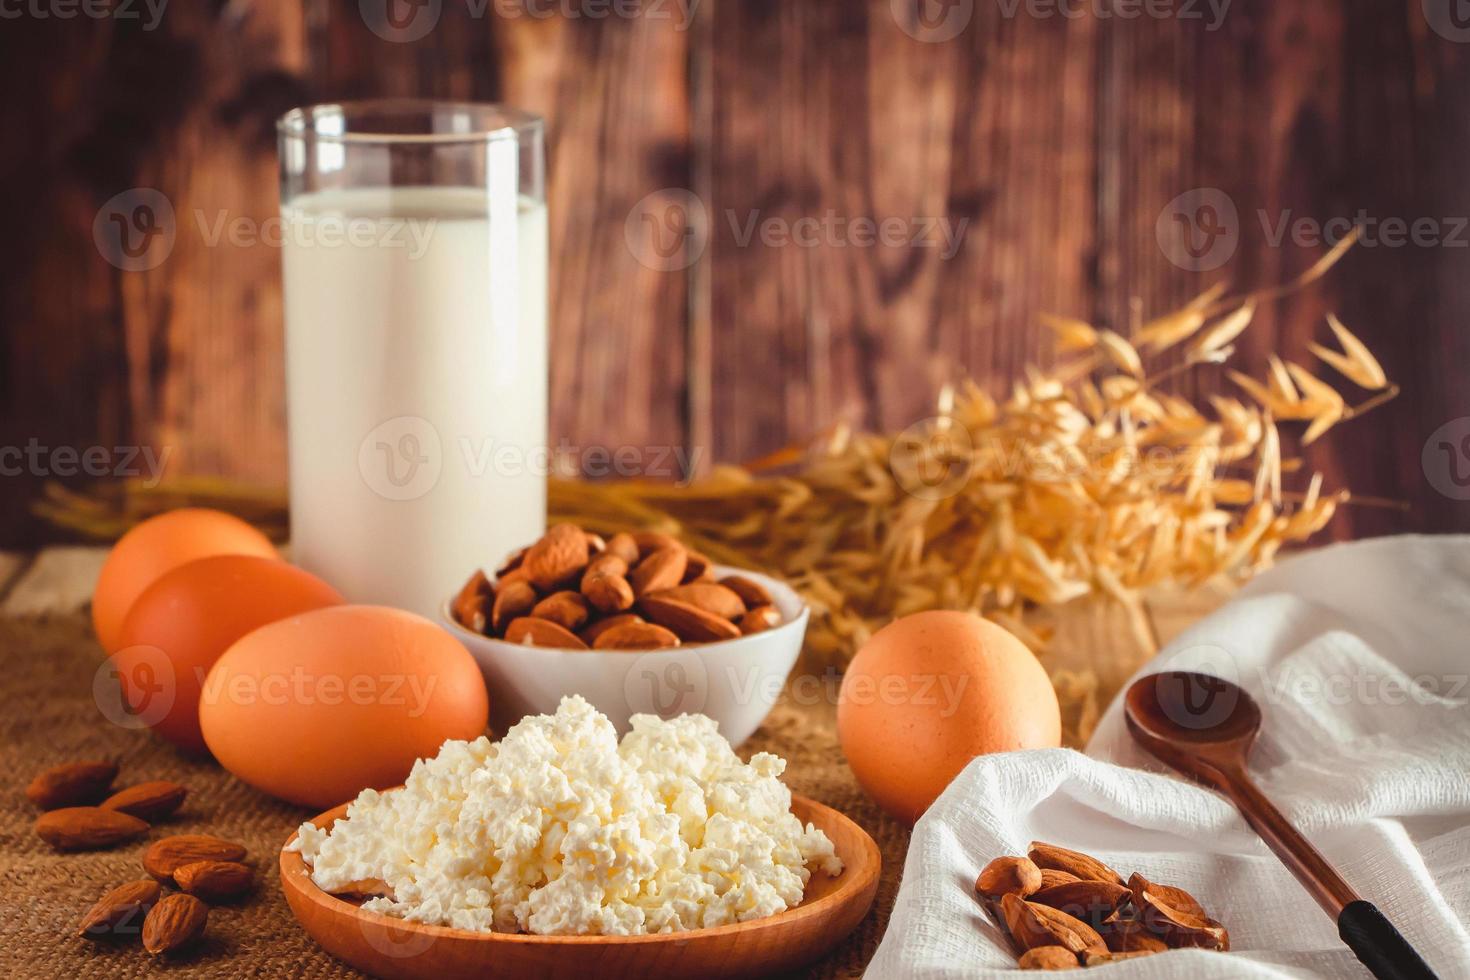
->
(975, 842), (1230, 970)
(450, 524), (783, 650)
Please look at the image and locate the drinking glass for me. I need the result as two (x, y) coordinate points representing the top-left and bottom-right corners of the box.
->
(278, 101), (547, 617)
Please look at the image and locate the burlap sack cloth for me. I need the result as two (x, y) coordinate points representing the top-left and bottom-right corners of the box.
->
(0, 615), (910, 979)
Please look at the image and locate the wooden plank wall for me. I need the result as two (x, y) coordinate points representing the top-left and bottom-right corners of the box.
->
(0, 0), (1466, 547)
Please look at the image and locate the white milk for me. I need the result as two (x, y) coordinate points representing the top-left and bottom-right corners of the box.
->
(282, 187), (547, 617)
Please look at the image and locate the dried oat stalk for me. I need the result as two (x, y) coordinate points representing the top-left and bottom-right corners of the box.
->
(550, 242), (1395, 734)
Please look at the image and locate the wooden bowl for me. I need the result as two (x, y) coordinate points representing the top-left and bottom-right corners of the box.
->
(280, 793), (881, 980)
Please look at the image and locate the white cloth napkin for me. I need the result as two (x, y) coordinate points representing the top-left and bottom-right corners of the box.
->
(865, 535), (1470, 978)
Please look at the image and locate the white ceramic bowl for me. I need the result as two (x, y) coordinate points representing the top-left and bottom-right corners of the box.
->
(441, 566), (808, 746)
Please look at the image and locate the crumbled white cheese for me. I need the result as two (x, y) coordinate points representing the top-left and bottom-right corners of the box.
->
(287, 695), (843, 935)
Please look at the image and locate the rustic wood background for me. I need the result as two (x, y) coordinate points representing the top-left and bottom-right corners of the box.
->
(1, 0), (1467, 547)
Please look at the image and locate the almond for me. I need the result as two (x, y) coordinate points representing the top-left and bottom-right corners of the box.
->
(582, 570), (636, 614)
(26, 761), (117, 810)
(585, 551), (630, 578)
(976, 855), (1043, 900)
(142, 893), (207, 956)
(451, 570), (492, 633)
(585, 531), (607, 554)
(719, 575), (773, 608)
(491, 578), (538, 634)
(1000, 893), (1106, 957)
(505, 617), (588, 649)
(174, 860), (255, 901)
(1127, 871), (1205, 918)
(522, 523), (590, 590)
(495, 546), (527, 577)
(1038, 869), (1080, 891)
(605, 532), (641, 565)
(1128, 873), (1228, 950)
(1030, 879), (1130, 928)
(739, 604), (783, 635)
(101, 781), (187, 822)
(36, 807), (148, 851)
(78, 879), (161, 939)
(530, 591), (591, 631)
(649, 582), (746, 620)
(681, 551), (715, 582)
(1085, 950), (1158, 965)
(144, 835), (247, 883)
(592, 621), (681, 650)
(638, 595), (742, 643)
(631, 531), (683, 558)
(1017, 946), (1080, 970)
(579, 613), (643, 645)
(1100, 918), (1169, 954)
(629, 547), (688, 597)
(1028, 842), (1125, 886)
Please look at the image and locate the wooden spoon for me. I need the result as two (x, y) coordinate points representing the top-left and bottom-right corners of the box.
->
(1125, 670), (1439, 980)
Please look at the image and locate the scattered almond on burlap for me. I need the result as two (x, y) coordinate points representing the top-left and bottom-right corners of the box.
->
(976, 841), (1231, 969)
(101, 780), (188, 822)
(36, 807), (149, 851)
(78, 880), (161, 940)
(142, 893), (208, 956)
(144, 835), (248, 883)
(26, 761), (118, 810)
(174, 860), (256, 902)
(452, 524), (784, 649)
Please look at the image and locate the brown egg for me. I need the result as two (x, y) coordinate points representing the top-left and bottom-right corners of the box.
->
(114, 555), (345, 755)
(837, 610), (1060, 823)
(92, 509), (277, 653)
(199, 605), (489, 808)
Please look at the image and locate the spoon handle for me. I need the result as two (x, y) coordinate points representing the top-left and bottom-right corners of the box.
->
(1216, 768), (1440, 980)
(1214, 766), (1359, 914)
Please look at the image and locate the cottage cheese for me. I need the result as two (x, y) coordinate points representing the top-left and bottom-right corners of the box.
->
(288, 695), (842, 935)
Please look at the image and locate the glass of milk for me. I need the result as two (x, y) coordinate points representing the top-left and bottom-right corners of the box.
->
(277, 101), (547, 617)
